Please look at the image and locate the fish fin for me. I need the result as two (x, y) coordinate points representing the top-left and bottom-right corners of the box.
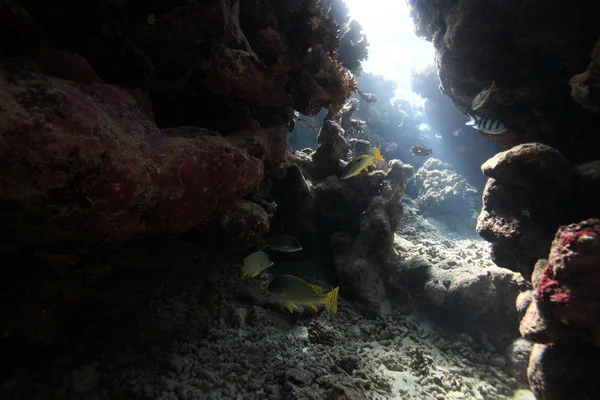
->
(306, 304), (319, 312)
(251, 271), (260, 278)
(465, 114), (476, 126)
(240, 266), (245, 280)
(321, 287), (339, 314)
(357, 89), (364, 96)
(257, 239), (267, 251)
(306, 282), (324, 295)
(490, 81), (499, 92)
(429, 147), (433, 155)
(358, 154), (370, 159)
(285, 302), (300, 313)
(372, 147), (384, 161)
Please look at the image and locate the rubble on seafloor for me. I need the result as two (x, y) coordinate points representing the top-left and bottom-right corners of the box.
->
(0, 205), (536, 400)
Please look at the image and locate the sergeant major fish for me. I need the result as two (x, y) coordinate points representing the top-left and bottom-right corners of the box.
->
(241, 250), (274, 280)
(466, 114), (507, 134)
(471, 81), (499, 110)
(267, 274), (339, 314)
(259, 235), (302, 252)
(340, 147), (384, 180)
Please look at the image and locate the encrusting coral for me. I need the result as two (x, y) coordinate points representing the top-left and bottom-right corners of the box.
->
(0, 0), (361, 354)
(518, 219), (600, 400)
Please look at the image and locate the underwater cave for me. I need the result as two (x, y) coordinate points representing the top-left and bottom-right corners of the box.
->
(1, 0), (599, 399)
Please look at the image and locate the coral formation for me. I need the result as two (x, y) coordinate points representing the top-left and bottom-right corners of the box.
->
(407, 158), (480, 233)
(476, 143), (597, 276)
(406, 0), (600, 163)
(0, 0), (359, 354)
(269, 105), (415, 314)
(518, 219), (600, 399)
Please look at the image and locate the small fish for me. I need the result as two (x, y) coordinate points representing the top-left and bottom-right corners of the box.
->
(198, 281), (218, 319)
(267, 275), (339, 314)
(411, 144), (433, 156)
(471, 81), (499, 110)
(297, 117), (319, 134)
(241, 251), (274, 280)
(357, 89), (378, 103)
(466, 114), (507, 134)
(259, 235), (302, 252)
(340, 147), (385, 180)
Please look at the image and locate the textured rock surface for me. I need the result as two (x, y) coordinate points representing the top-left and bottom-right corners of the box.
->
(407, 0), (600, 163)
(518, 219), (600, 399)
(391, 201), (527, 350)
(476, 143), (585, 276)
(0, 0), (359, 355)
(269, 108), (415, 314)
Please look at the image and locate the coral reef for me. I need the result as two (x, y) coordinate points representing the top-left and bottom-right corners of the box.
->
(518, 219), (600, 399)
(406, 0), (600, 163)
(0, 0), (359, 354)
(476, 143), (596, 276)
(270, 105), (415, 313)
(407, 158), (480, 233)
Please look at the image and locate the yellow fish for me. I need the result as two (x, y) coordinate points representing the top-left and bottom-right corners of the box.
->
(471, 81), (499, 111)
(340, 147), (384, 180)
(258, 235), (302, 252)
(241, 250), (274, 280)
(267, 274), (339, 314)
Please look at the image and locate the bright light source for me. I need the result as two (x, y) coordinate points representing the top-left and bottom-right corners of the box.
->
(343, 0), (435, 105)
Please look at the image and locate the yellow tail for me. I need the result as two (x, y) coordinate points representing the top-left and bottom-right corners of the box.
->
(490, 81), (499, 92)
(321, 287), (339, 314)
(240, 266), (245, 280)
(372, 147), (384, 161)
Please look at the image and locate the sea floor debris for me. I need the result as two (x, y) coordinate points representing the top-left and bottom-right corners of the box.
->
(1, 204), (533, 400)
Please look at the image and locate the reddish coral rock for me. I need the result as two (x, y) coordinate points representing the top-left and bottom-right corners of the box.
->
(207, 45), (291, 107)
(188, 200), (269, 252)
(0, 59), (265, 241)
(38, 50), (104, 84)
(252, 28), (283, 65)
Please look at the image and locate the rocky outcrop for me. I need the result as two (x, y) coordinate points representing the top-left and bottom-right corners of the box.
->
(407, 0), (600, 163)
(476, 143), (597, 276)
(0, 0), (359, 355)
(518, 219), (600, 399)
(269, 109), (415, 314)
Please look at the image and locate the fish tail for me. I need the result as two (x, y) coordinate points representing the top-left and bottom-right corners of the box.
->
(429, 147), (433, 155)
(240, 266), (246, 281)
(357, 89), (364, 96)
(321, 287), (339, 314)
(372, 147), (384, 161)
(490, 81), (499, 92)
(465, 113), (476, 126)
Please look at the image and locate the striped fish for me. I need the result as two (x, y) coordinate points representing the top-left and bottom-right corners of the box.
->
(466, 114), (507, 134)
